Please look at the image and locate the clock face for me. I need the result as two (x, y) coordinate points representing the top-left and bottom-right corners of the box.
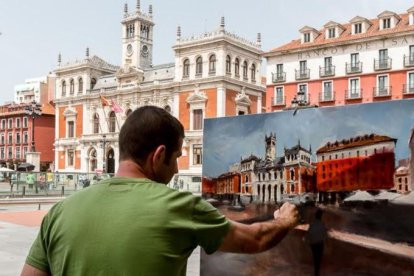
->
(126, 44), (133, 56)
(141, 44), (149, 57)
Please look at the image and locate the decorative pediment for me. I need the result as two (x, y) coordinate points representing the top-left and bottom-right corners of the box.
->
(323, 21), (345, 30)
(63, 107), (77, 117)
(299, 26), (320, 34)
(186, 85), (208, 104)
(377, 10), (400, 20)
(235, 87), (252, 107)
(350, 16), (372, 25)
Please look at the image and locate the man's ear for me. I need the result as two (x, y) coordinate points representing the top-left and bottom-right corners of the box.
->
(152, 145), (166, 168)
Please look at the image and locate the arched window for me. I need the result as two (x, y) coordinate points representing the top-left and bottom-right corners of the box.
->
(62, 80), (66, 96)
(251, 63), (256, 81)
(90, 78), (97, 90)
(242, 61), (248, 78)
(69, 79), (75, 94)
(226, 55), (231, 74)
(209, 55), (216, 74)
(234, 58), (240, 77)
(89, 148), (97, 172)
(183, 59), (190, 78)
(93, 113), (99, 134)
(78, 78), (83, 93)
(196, 56), (203, 76)
(126, 109), (132, 117)
(109, 111), (116, 132)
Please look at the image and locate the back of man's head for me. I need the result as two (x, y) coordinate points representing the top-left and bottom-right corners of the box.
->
(119, 106), (184, 166)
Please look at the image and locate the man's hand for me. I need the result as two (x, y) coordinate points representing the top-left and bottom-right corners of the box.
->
(219, 202), (300, 254)
(273, 202), (299, 230)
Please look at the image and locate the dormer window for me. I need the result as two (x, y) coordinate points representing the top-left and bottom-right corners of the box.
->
(383, 18), (391, 29)
(328, 28), (335, 38)
(350, 16), (372, 35)
(409, 7), (414, 25)
(354, 23), (362, 34)
(378, 11), (400, 30)
(299, 26), (320, 44)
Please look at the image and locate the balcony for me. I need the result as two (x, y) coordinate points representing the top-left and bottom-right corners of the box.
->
(272, 72), (286, 83)
(319, 66), (335, 77)
(403, 84), (414, 95)
(403, 55), (414, 67)
(372, 86), (391, 97)
(345, 62), (363, 74)
(345, 89), (363, 100)
(319, 91), (335, 102)
(271, 97), (286, 106)
(295, 69), (310, 80)
(374, 58), (392, 71)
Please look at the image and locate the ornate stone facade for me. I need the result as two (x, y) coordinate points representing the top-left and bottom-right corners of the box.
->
(54, 3), (265, 192)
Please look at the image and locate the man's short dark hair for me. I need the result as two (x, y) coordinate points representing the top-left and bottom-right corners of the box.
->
(119, 106), (185, 165)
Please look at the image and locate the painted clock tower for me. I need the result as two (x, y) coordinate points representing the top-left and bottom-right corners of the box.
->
(121, 1), (154, 70)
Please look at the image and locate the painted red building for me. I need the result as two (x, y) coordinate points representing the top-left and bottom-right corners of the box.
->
(316, 134), (396, 192)
(0, 103), (55, 171)
(216, 172), (241, 195)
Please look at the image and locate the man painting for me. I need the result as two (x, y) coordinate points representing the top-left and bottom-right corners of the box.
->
(21, 106), (299, 276)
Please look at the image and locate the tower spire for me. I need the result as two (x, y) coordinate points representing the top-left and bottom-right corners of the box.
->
(136, 0), (140, 11)
(58, 53), (61, 66)
(124, 3), (128, 15)
(149, 4), (153, 16)
(220, 16), (225, 32)
(86, 47), (89, 58)
(176, 25), (181, 40)
(257, 33), (261, 47)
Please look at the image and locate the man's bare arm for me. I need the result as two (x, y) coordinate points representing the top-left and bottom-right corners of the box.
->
(219, 202), (298, 254)
(21, 264), (50, 276)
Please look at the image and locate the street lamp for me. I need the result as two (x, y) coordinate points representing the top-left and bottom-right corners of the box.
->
(295, 89), (308, 107)
(24, 101), (42, 152)
(100, 134), (107, 173)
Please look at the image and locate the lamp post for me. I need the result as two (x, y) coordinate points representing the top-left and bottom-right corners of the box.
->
(24, 101), (42, 152)
(100, 134), (107, 173)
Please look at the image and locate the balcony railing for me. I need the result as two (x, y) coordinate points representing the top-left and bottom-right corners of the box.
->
(295, 69), (310, 80)
(374, 58), (392, 71)
(319, 91), (335, 102)
(345, 89), (363, 100)
(319, 66), (335, 77)
(345, 62), (363, 74)
(404, 55), (414, 67)
(271, 97), (285, 106)
(372, 86), (391, 97)
(272, 72), (286, 83)
(403, 84), (414, 95)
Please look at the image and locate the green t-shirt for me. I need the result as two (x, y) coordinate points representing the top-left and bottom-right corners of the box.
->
(26, 177), (230, 276)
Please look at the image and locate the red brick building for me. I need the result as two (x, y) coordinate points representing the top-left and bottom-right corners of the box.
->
(0, 103), (55, 171)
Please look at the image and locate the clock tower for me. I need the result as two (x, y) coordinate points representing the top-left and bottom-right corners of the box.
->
(121, 1), (154, 70)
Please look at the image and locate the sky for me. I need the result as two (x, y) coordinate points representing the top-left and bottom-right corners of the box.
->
(1, 0), (414, 103)
(203, 99), (414, 178)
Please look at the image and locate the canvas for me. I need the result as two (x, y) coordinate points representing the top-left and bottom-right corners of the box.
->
(201, 99), (414, 275)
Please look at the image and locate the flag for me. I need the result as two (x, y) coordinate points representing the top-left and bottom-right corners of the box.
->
(111, 99), (123, 113)
(100, 95), (111, 107)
